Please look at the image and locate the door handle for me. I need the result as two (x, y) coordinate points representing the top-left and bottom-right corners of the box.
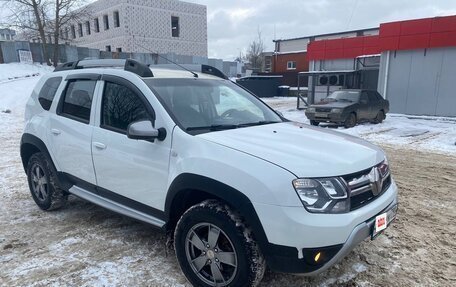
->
(51, 129), (61, 135)
(93, 142), (107, 150)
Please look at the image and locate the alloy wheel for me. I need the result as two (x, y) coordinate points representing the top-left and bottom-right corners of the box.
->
(30, 163), (49, 202)
(185, 223), (238, 286)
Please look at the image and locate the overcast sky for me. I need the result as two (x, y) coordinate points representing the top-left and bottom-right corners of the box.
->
(185, 0), (456, 60)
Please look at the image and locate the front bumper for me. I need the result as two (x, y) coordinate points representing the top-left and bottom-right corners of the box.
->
(265, 199), (398, 274)
(254, 180), (398, 274)
(306, 111), (347, 123)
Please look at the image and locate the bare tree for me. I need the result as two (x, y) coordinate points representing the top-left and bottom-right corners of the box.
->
(2, 0), (89, 66)
(245, 28), (265, 71)
(51, 0), (89, 67)
(3, 0), (52, 65)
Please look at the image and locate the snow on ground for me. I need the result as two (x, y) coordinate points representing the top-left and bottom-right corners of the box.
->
(263, 97), (456, 155)
(0, 63), (53, 83)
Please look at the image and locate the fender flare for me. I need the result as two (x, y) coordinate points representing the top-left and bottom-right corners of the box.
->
(20, 133), (69, 189)
(165, 173), (272, 256)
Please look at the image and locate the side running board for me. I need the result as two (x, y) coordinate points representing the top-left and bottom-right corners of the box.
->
(69, 185), (166, 228)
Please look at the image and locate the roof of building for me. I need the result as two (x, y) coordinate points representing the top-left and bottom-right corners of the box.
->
(273, 27), (378, 43)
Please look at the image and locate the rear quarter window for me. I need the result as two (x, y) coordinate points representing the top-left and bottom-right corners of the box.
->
(38, 77), (62, 110)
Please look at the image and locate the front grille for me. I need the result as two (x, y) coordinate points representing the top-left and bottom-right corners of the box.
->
(316, 108), (331, 113)
(343, 164), (391, 211)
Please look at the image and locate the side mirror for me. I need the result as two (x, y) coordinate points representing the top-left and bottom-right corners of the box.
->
(127, 120), (166, 141)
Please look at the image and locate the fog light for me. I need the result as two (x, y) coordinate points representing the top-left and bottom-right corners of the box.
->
(314, 252), (321, 262)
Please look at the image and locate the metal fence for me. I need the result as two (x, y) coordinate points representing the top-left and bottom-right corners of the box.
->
(0, 41), (239, 77)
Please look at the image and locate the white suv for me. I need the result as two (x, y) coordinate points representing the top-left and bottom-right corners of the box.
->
(21, 59), (398, 286)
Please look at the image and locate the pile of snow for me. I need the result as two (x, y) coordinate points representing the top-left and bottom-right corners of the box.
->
(263, 97), (456, 155)
(0, 63), (53, 84)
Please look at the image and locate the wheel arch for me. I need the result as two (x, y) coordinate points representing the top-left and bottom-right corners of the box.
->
(20, 133), (57, 174)
(165, 173), (270, 254)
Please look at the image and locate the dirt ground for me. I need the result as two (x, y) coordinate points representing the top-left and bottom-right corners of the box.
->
(1, 92), (455, 286)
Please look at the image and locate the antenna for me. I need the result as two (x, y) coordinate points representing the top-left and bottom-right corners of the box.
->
(133, 36), (198, 78)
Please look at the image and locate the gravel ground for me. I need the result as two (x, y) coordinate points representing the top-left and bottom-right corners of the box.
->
(1, 79), (455, 286)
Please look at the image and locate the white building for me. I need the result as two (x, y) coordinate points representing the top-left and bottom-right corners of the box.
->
(0, 28), (16, 41)
(64, 0), (207, 57)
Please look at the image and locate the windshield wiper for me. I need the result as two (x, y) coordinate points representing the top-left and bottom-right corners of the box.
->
(186, 124), (238, 131)
(186, 121), (281, 132)
(237, 120), (282, 127)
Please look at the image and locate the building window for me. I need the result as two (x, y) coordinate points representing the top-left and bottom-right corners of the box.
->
(64, 28), (69, 40)
(103, 14), (109, 30)
(106, 45), (111, 52)
(78, 23), (83, 37)
(287, 61), (297, 70)
(114, 11), (120, 28)
(71, 25), (76, 39)
(94, 18), (100, 33)
(171, 16), (179, 37)
(116, 47), (122, 52)
(85, 21), (91, 35)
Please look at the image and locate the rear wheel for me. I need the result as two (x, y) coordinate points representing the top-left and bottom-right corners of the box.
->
(174, 200), (265, 287)
(344, 113), (357, 128)
(310, 120), (319, 126)
(27, 153), (67, 210)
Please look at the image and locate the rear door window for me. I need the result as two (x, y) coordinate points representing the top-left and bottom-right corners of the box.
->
(60, 80), (97, 123)
(38, 77), (62, 110)
(368, 91), (379, 103)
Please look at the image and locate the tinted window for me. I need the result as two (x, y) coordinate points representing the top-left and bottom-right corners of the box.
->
(61, 80), (96, 123)
(38, 77), (62, 110)
(101, 82), (150, 132)
(368, 91), (379, 103)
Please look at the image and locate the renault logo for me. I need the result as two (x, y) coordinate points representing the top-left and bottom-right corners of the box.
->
(368, 167), (382, 196)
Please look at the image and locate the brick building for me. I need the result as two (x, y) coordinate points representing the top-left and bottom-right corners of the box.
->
(62, 0), (207, 57)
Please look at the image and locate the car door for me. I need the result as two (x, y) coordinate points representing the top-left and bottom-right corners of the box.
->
(91, 76), (171, 210)
(48, 74), (100, 185)
(367, 91), (381, 119)
(358, 91), (370, 120)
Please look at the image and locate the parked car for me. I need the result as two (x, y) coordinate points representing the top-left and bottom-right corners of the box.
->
(21, 60), (398, 287)
(306, 89), (389, 128)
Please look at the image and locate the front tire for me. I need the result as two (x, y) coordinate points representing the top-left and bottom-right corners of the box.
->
(344, 113), (357, 128)
(174, 200), (265, 287)
(27, 153), (67, 210)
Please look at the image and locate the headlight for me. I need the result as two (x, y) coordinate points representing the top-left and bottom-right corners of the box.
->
(378, 157), (389, 178)
(307, 107), (316, 113)
(331, 108), (342, 113)
(292, 178), (349, 213)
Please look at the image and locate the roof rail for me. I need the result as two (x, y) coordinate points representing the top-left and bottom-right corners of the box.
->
(152, 64), (228, 80)
(54, 59), (154, 77)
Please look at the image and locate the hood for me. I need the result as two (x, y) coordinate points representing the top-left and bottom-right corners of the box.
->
(311, 101), (356, 109)
(198, 122), (384, 178)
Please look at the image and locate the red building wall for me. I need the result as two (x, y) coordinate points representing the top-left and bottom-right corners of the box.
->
(307, 15), (456, 61)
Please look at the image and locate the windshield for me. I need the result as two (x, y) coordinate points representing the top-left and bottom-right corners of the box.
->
(145, 79), (282, 134)
(327, 90), (360, 102)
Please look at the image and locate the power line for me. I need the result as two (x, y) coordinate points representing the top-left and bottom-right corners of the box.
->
(346, 0), (359, 29)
